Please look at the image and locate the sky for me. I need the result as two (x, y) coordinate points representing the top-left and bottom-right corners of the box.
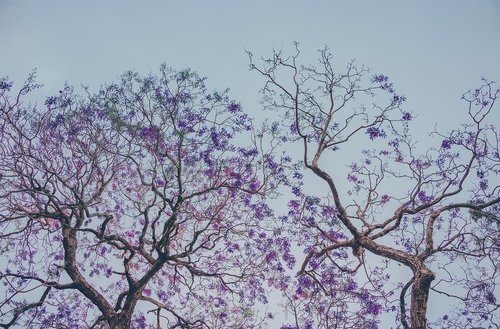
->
(1, 0), (499, 130)
(1, 0), (500, 327)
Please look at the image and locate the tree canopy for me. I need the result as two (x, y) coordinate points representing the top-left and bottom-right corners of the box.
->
(0, 67), (291, 328)
(0, 47), (499, 328)
(249, 45), (499, 329)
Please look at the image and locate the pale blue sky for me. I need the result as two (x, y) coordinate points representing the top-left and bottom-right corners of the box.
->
(1, 0), (499, 326)
(1, 0), (499, 130)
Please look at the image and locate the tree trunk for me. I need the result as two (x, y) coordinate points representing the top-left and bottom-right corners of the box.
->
(410, 268), (435, 329)
(109, 314), (132, 329)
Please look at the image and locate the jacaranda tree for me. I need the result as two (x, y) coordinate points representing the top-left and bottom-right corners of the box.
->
(1, 48), (498, 329)
(0, 67), (291, 328)
(249, 44), (499, 329)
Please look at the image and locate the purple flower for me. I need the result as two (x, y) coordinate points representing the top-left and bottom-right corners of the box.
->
(479, 180), (488, 191)
(228, 102), (241, 113)
(321, 206), (337, 217)
(441, 139), (452, 149)
(291, 186), (302, 196)
(393, 94), (406, 104)
(346, 280), (357, 292)
(265, 252), (277, 262)
(347, 174), (358, 183)
(133, 315), (146, 328)
(417, 191), (433, 203)
(155, 178), (165, 187)
(234, 113), (252, 131)
(45, 96), (57, 107)
(366, 301), (382, 315)
(200, 150), (214, 166)
(210, 128), (230, 150)
(289, 200), (300, 210)
(359, 291), (370, 302)
(177, 120), (187, 130)
(53, 114), (65, 126)
(402, 112), (412, 121)
(264, 154), (278, 170)
(238, 147), (258, 157)
(381, 194), (390, 204)
(485, 291), (496, 304)
(0, 79), (13, 91)
(372, 75), (394, 93)
(249, 179), (259, 192)
(297, 276), (313, 289)
(139, 126), (159, 141)
(372, 75), (388, 83)
(366, 127), (387, 140)
(379, 150), (389, 156)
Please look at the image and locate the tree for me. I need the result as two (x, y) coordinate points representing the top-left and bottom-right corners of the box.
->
(249, 44), (499, 329)
(0, 68), (288, 328)
(1, 49), (498, 329)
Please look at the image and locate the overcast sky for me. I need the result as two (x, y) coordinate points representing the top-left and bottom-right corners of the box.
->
(1, 0), (499, 326)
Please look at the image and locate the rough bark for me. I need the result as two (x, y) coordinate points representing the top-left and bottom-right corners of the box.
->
(409, 268), (435, 329)
(108, 314), (132, 329)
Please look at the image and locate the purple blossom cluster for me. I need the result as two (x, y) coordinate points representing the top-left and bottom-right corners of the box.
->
(380, 194), (390, 204)
(441, 139), (452, 149)
(402, 112), (412, 121)
(417, 191), (433, 204)
(0, 80), (13, 90)
(228, 102), (241, 113)
(139, 125), (159, 141)
(366, 127), (387, 140)
(372, 74), (395, 93)
(45, 95), (58, 107)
